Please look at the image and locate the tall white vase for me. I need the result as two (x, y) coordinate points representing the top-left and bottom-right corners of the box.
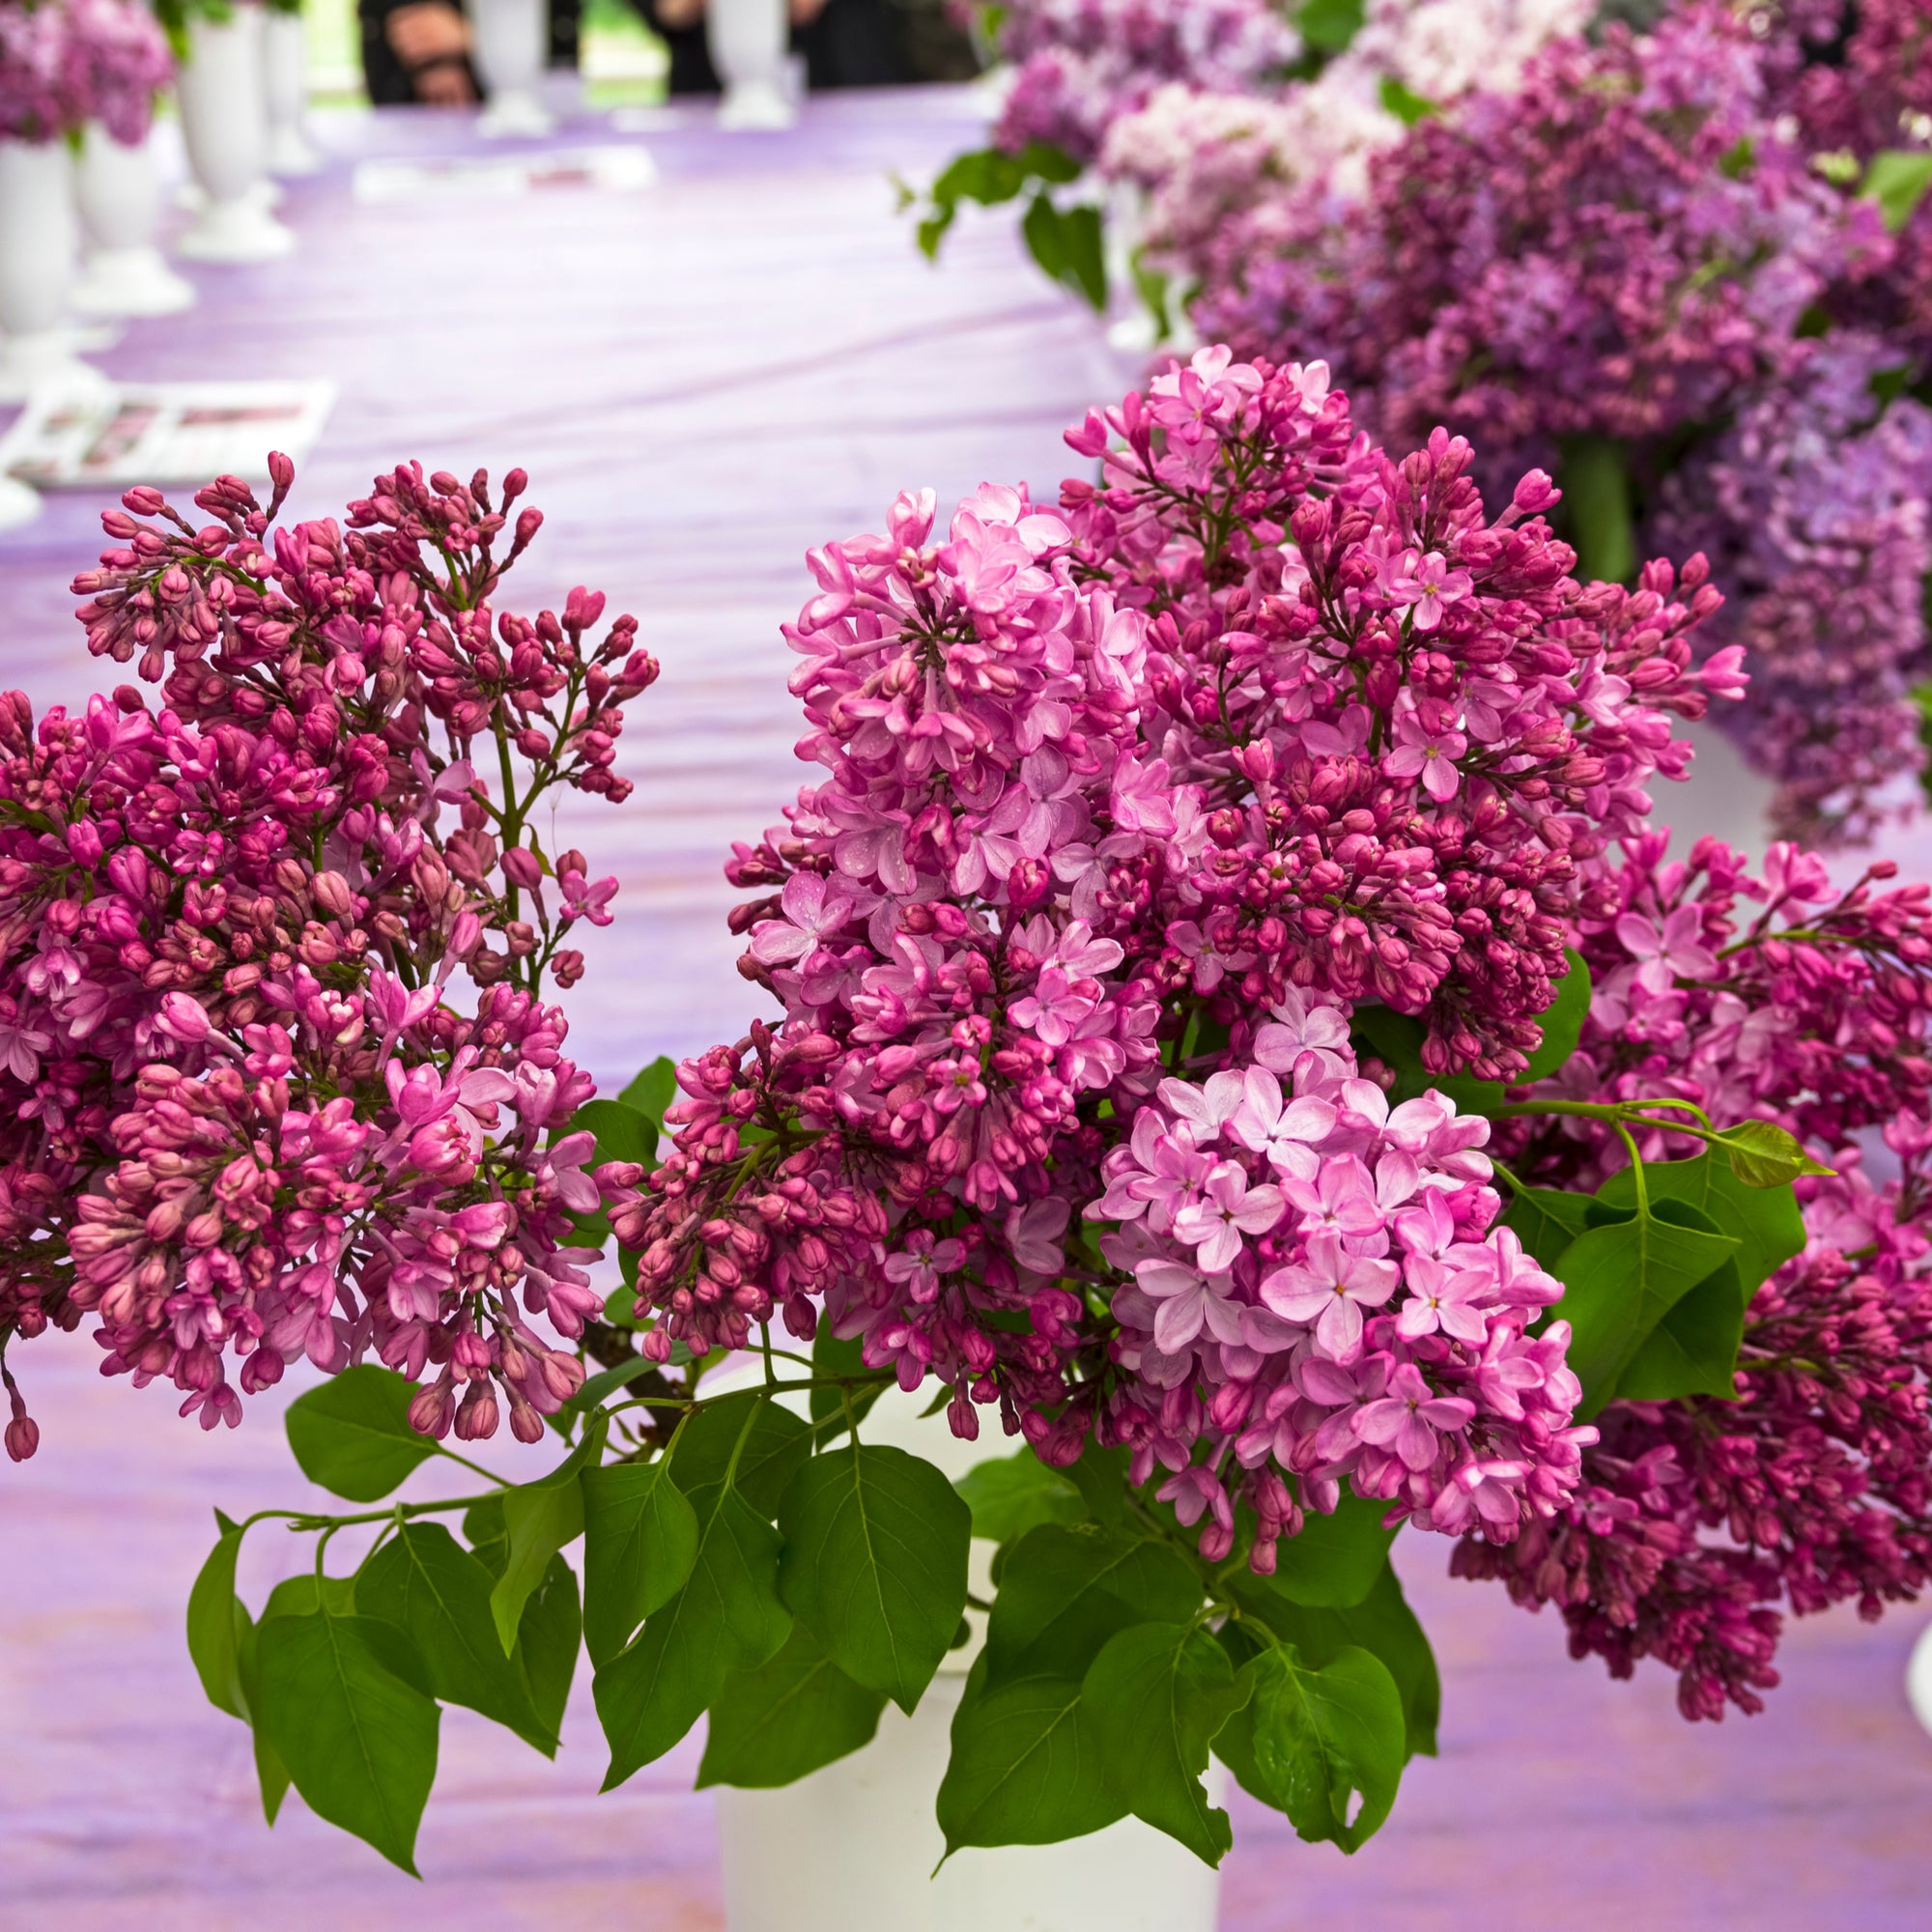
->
(709, 0), (794, 129)
(706, 1373), (1223, 1932)
(176, 8), (296, 261)
(0, 139), (107, 412)
(263, 7), (322, 175)
(471, 0), (554, 137)
(716, 1677), (1225, 1932)
(71, 124), (197, 318)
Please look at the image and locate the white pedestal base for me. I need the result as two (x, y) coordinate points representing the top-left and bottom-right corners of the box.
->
(71, 244), (195, 317)
(266, 126), (322, 174)
(718, 79), (796, 129)
(0, 473), (42, 531)
(477, 89), (555, 138)
(0, 329), (111, 404)
(176, 195), (295, 263)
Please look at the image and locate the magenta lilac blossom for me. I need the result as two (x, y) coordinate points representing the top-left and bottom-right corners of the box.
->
(0, 458), (657, 1456)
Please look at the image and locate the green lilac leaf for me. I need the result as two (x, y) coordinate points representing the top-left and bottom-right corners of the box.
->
(1556, 433), (1636, 585)
(517, 1553), (581, 1744)
(593, 1398), (796, 1786)
(235, 1616), (290, 1825)
(568, 1096), (655, 1169)
(953, 1449), (1085, 1543)
(1596, 1151), (1804, 1298)
(565, 1354), (663, 1414)
(259, 1572), (355, 1620)
(1865, 149), (1932, 233)
(358, 1521), (554, 1752)
(1615, 1254), (1747, 1402)
(809, 1323), (883, 1434)
(594, 1485), (791, 1786)
(1230, 1560), (1438, 1759)
(669, 1389), (810, 1516)
(1242, 1643), (1406, 1852)
(777, 1443), (971, 1712)
(935, 1656), (1125, 1854)
(1267, 1491), (1400, 1608)
(1022, 190), (1067, 283)
(185, 1524), (248, 1719)
(284, 1364), (434, 1502)
(983, 1523), (1204, 1687)
(1059, 203), (1108, 310)
(1016, 140), (1081, 185)
(1062, 1438), (1132, 1528)
(1548, 1196), (1739, 1416)
(616, 1055), (679, 1136)
(491, 1471), (587, 1654)
(696, 1622), (887, 1789)
(1296, 0), (1364, 53)
(582, 1459), (700, 1667)
(463, 1494), (509, 1577)
(1715, 1117), (1835, 1188)
(1081, 1623), (1251, 1865)
(1378, 74), (1437, 124)
(1503, 1180), (1595, 1267)
(253, 1609), (440, 1874)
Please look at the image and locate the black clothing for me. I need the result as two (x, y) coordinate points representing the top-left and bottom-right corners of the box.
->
(356, 0), (580, 107)
(626, 0), (904, 94)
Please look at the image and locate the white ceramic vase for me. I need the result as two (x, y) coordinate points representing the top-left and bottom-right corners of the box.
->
(706, 1374), (1223, 1932)
(0, 138), (107, 415)
(263, 7), (322, 175)
(71, 124), (197, 318)
(176, 8), (296, 261)
(471, 0), (554, 137)
(716, 1676), (1225, 1932)
(709, 0), (794, 130)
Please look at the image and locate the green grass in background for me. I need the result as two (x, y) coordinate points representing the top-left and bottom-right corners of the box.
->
(302, 0), (668, 106)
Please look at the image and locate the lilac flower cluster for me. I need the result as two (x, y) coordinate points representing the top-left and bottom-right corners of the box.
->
(625, 349), (1747, 1567)
(1126, 2), (1932, 843)
(1462, 834), (1932, 1716)
(1651, 334), (1932, 845)
(986, 0), (1301, 166)
(0, 0), (170, 145)
(66, 0), (171, 146)
(0, 458), (658, 1459)
(1094, 1024), (1588, 1554)
(1099, 0), (1590, 236)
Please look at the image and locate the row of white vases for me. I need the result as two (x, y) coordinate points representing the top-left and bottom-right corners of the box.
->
(0, 6), (314, 526)
(466, 0), (799, 133)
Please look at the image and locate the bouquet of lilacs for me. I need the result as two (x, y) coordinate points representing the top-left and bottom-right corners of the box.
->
(15, 352), (1925, 1882)
(909, 0), (1586, 322)
(1136, 0), (1932, 845)
(0, 457), (659, 1463)
(0, 0), (170, 145)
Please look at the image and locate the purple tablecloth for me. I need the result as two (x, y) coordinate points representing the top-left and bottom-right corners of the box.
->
(4, 86), (1932, 1932)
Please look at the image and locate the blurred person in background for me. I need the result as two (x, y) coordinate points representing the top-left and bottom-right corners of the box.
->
(358, 0), (580, 103)
(625, 0), (976, 92)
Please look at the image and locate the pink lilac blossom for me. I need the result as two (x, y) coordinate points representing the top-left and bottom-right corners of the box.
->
(1459, 831), (1932, 1717)
(0, 0), (71, 138)
(986, 0), (1301, 166)
(0, 457), (658, 1457)
(1134, 3), (1929, 841)
(0, 0), (169, 144)
(66, 0), (171, 146)
(1650, 332), (1932, 845)
(1099, 0), (1590, 247)
(621, 348), (1747, 1571)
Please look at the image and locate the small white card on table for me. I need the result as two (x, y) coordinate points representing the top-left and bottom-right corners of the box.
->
(0, 381), (337, 490)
